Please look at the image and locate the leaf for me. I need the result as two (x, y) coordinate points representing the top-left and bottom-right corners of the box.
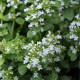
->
(16, 17), (25, 25)
(27, 30), (33, 38)
(63, 0), (70, 7)
(59, 76), (70, 80)
(63, 8), (74, 20)
(18, 64), (27, 75)
(79, 60), (80, 69)
(44, 23), (54, 31)
(0, 56), (5, 65)
(0, 13), (3, 19)
(49, 70), (58, 80)
(68, 50), (77, 61)
(3, 15), (9, 21)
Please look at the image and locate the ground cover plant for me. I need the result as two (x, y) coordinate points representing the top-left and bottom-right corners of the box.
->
(0, 0), (80, 80)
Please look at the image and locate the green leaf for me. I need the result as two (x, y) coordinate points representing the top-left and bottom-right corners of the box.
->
(16, 17), (25, 25)
(49, 70), (58, 80)
(0, 13), (3, 19)
(68, 50), (77, 61)
(18, 64), (27, 75)
(27, 30), (33, 38)
(0, 56), (5, 65)
(79, 60), (80, 69)
(63, 8), (74, 20)
(3, 15), (9, 21)
(63, 0), (70, 7)
(59, 76), (70, 80)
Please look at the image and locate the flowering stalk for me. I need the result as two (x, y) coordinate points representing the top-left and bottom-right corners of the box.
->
(1, 0), (3, 24)
(11, 20), (15, 36)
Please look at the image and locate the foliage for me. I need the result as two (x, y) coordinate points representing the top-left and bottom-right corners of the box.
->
(0, 0), (80, 80)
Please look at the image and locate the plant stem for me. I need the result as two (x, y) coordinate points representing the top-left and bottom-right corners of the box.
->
(11, 20), (15, 36)
(1, 0), (3, 24)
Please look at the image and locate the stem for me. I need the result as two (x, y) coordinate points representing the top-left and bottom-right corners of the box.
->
(1, 0), (3, 24)
(11, 20), (15, 36)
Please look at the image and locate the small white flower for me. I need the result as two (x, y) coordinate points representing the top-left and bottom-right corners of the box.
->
(33, 72), (38, 78)
(25, 16), (30, 21)
(27, 64), (31, 69)
(0, 23), (2, 27)
(10, 1), (14, 6)
(41, 28), (44, 32)
(36, 3), (42, 9)
(24, 8), (29, 12)
(46, 8), (50, 13)
(55, 67), (61, 73)
(54, 57), (60, 62)
(5, 48), (10, 52)
(75, 14), (79, 19)
(13, 5), (18, 9)
(38, 18), (44, 22)
(8, 66), (13, 70)
(7, 3), (11, 7)
(0, 72), (2, 77)
(37, 65), (42, 71)
(32, 31), (36, 35)
(14, 76), (18, 80)
(57, 35), (62, 39)
(72, 48), (77, 54)
(31, 58), (39, 67)
(24, 0), (29, 4)
(55, 48), (61, 54)
(24, 55), (29, 64)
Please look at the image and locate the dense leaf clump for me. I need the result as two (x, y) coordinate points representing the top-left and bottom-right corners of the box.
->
(0, 0), (80, 80)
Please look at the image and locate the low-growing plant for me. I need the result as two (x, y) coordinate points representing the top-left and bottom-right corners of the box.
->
(0, 0), (80, 80)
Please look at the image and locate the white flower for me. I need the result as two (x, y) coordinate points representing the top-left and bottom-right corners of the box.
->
(0, 72), (2, 77)
(0, 23), (2, 27)
(13, 5), (18, 9)
(55, 48), (61, 54)
(41, 28), (44, 32)
(22, 45), (27, 49)
(55, 67), (61, 73)
(7, 0), (10, 2)
(24, 55), (29, 64)
(42, 59), (46, 63)
(24, 0), (29, 4)
(8, 66), (13, 70)
(24, 8), (29, 12)
(14, 76), (18, 80)
(72, 48), (77, 54)
(33, 72), (38, 78)
(10, 1), (14, 6)
(50, 1), (55, 4)
(31, 14), (36, 19)
(75, 14), (79, 19)
(37, 65), (42, 71)
(36, 3), (42, 9)
(70, 46), (74, 50)
(5, 47), (10, 52)
(43, 48), (49, 56)
(38, 18), (44, 22)
(25, 16), (30, 21)
(31, 58), (39, 67)
(57, 35), (62, 39)
(37, 11), (44, 17)
(27, 64), (31, 69)
(70, 34), (78, 41)
(32, 31), (36, 35)
(28, 23), (34, 27)
(49, 45), (54, 50)
(7, 3), (11, 7)
(46, 8), (50, 13)
(54, 57), (60, 62)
